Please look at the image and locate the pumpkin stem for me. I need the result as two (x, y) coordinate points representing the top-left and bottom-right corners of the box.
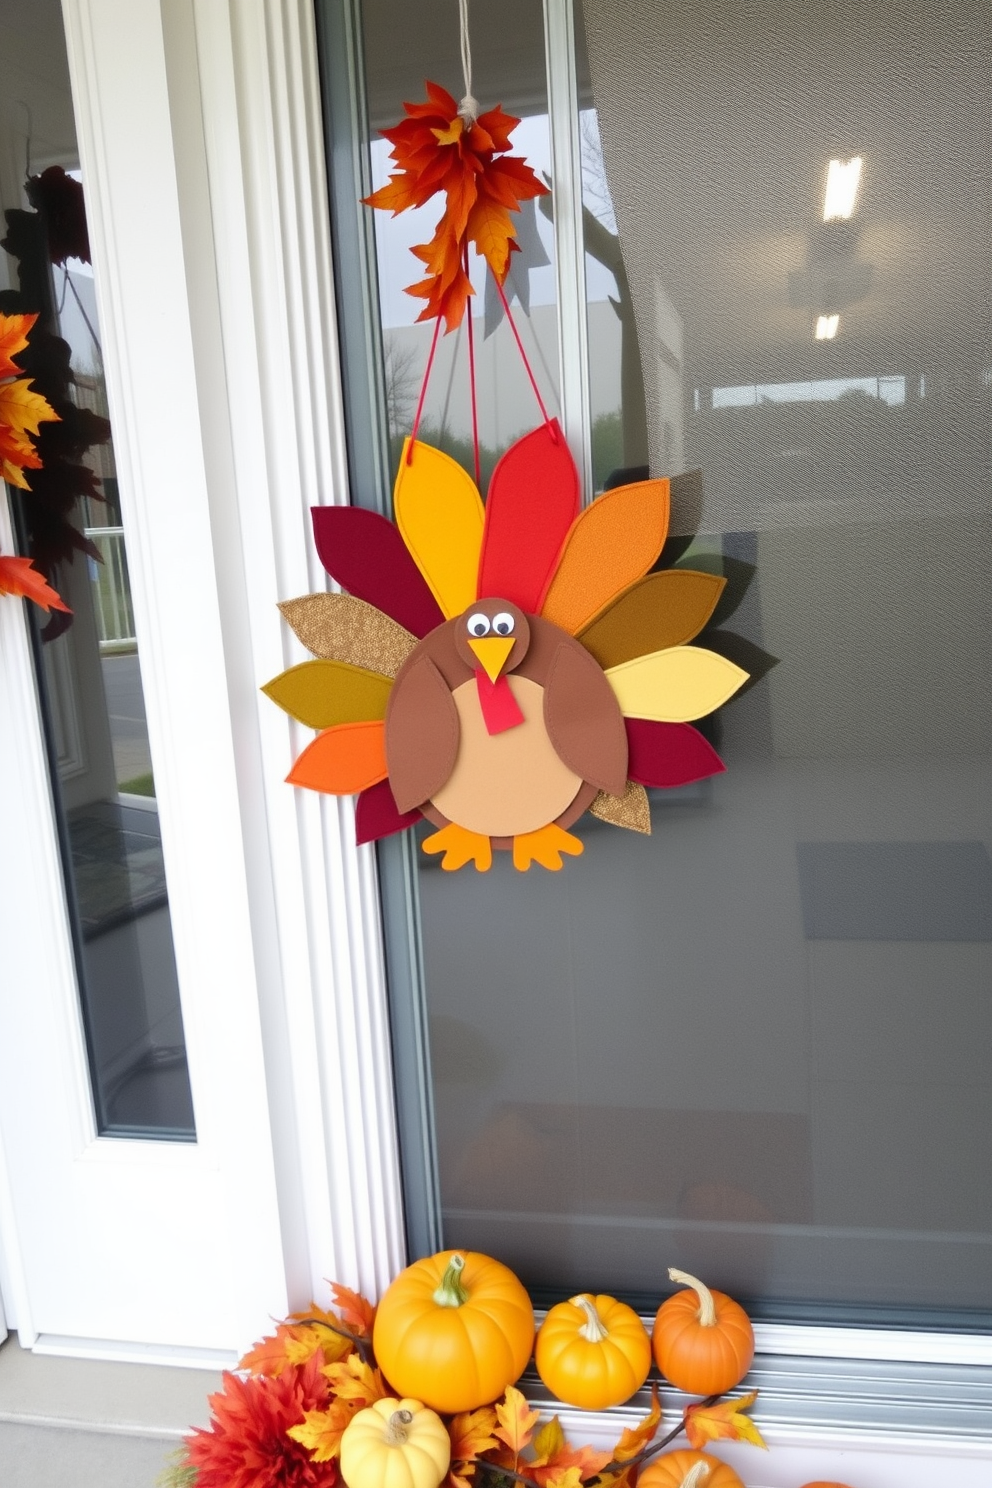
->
(569, 1294), (609, 1343)
(668, 1268), (717, 1328)
(386, 1408), (415, 1445)
(679, 1465), (710, 1488)
(433, 1252), (470, 1308)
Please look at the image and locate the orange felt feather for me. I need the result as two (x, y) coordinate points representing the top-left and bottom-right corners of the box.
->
(286, 720), (388, 795)
(541, 478), (671, 635)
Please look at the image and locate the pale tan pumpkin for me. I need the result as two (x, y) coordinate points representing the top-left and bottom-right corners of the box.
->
(340, 1398), (451, 1488)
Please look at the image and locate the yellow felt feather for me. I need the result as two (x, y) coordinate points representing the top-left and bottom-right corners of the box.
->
(605, 645), (749, 722)
(394, 438), (485, 618)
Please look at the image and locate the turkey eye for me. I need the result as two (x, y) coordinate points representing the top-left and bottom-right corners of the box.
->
(467, 613), (491, 637)
(492, 612), (515, 636)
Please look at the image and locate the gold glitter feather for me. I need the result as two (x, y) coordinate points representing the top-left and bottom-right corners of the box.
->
(589, 781), (652, 834)
(278, 593), (417, 678)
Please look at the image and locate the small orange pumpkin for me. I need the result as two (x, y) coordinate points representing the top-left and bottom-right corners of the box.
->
(638, 1448), (745, 1488)
(652, 1268), (754, 1396)
(535, 1293), (651, 1409)
(372, 1250), (535, 1412)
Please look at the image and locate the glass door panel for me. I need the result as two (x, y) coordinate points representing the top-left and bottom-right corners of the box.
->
(1, 0), (194, 1139)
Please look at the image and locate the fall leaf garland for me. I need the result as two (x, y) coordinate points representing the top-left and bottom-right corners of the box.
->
(0, 310), (69, 614)
(363, 80), (549, 331)
(163, 1281), (773, 1488)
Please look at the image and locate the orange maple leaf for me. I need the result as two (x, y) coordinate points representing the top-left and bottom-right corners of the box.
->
(0, 312), (37, 380)
(0, 423), (44, 489)
(322, 1350), (389, 1405)
(327, 1281), (376, 1337)
(449, 1405), (499, 1464)
(0, 376), (60, 439)
(363, 80), (548, 331)
(596, 1385), (662, 1488)
(238, 1307), (352, 1378)
(493, 1384), (540, 1466)
(530, 1415), (611, 1487)
(0, 555), (70, 613)
(683, 1391), (766, 1451)
(286, 1397), (357, 1462)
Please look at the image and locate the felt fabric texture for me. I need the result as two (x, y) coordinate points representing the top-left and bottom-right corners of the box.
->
(278, 592), (417, 676)
(395, 437), (485, 618)
(476, 420), (579, 611)
(476, 670), (526, 734)
(355, 778), (421, 845)
(286, 720), (388, 794)
(590, 781), (652, 834)
(625, 717), (726, 787)
(311, 505), (444, 638)
(384, 652), (460, 813)
(543, 640), (628, 796)
(540, 477), (671, 634)
(431, 676), (583, 837)
(422, 822), (493, 872)
(261, 659), (392, 729)
(605, 645), (749, 722)
(511, 823), (585, 871)
(577, 568), (727, 669)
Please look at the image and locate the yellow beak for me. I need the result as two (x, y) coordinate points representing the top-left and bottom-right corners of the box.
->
(468, 635), (515, 682)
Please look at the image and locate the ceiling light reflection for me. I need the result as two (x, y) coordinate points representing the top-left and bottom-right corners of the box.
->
(815, 314), (839, 340)
(823, 157), (863, 220)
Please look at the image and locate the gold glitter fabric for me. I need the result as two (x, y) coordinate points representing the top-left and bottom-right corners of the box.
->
(278, 593), (417, 677)
(589, 781), (651, 834)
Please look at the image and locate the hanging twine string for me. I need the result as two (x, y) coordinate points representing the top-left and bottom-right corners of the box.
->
(492, 273), (557, 438)
(456, 0), (479, 124)
(407, 312), (443, 458)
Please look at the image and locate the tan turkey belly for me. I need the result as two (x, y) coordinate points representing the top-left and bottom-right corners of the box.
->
(431, 676), (582, 837)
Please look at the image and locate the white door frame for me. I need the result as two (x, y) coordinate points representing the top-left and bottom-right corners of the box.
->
(0, 0), (404, 1364)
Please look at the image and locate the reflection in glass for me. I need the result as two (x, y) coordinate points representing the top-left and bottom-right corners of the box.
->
(344, 0), (991, 1322)
(0, 0), (194, 1139)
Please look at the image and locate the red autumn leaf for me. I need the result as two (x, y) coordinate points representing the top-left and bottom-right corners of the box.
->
(683, 1391), (766, 1451)
(0, 312), (37, 380)
(363, 81), (548, 331)
(0, 555), (70, 613)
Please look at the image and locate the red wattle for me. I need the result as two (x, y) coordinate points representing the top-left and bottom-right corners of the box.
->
(475, 671), (525, 735)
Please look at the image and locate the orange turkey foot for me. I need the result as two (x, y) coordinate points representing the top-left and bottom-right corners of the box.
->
(512, 823), (584, 872)
(422, 823), (493, 872)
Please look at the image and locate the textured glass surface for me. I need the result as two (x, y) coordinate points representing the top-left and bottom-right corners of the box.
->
(354, 0), (991, 1319)
(0, 0), (194, 1139)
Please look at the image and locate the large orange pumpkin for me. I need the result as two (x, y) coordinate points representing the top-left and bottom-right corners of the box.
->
(652, 1269), (754, 1396)
(535, 1293), (651, 1409)
(372, 1250), (535, 1412)
(638, 1448), (745, 1488)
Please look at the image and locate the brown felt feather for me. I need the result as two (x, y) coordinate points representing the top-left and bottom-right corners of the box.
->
(384, 652), (460, 813)
(543, 640), (628, 797)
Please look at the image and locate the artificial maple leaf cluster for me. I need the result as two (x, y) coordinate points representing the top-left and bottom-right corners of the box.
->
(164, 1282), (772, 1488)
(363, 80), (548, 330)
(2, 167), (112, 635)
(0, 310), (69, 614)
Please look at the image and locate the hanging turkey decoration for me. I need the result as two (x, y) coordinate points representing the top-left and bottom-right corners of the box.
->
(263, 73), (750, 872)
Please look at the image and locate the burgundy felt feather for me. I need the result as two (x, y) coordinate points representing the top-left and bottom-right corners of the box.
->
(311, 506), (444, 639)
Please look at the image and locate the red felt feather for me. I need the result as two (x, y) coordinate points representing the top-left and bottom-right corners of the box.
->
(311, 506), (444, 639)
(625, 717), (726, 788)
(476, 421), (579, 612)
(355, 778), (421, 845)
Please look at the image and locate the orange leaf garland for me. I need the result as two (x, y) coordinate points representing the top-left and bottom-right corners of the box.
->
(0, 555), (70, 613)
(328, 1281), (376, 1338)
(447, 1405), (500, 1488)
(363, 81), (549, 331)
(321, 1350), (389, 1405)
(287, 1397), (357, 1463)
(0, 312), (37, 379)
(683, 1391), (766, 1452)
(531, 1416), (612, 1487)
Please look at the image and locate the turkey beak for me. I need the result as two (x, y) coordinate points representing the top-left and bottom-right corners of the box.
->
(468, 635), (515, 682)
